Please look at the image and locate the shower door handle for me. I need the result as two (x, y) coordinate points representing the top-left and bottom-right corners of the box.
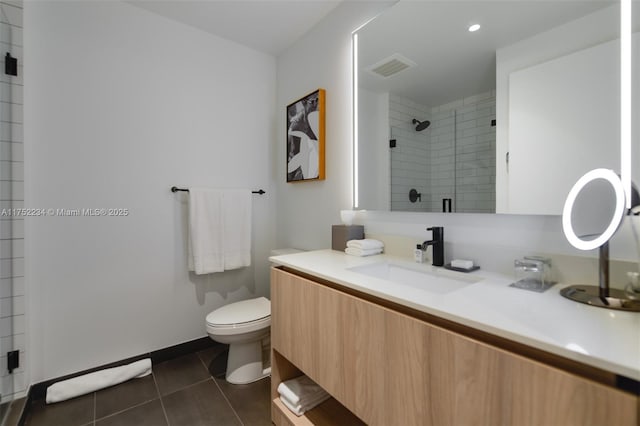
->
(442, 198), (452, 213)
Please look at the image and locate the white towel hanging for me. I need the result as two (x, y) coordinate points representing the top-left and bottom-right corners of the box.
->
(187, 188), (252, 274)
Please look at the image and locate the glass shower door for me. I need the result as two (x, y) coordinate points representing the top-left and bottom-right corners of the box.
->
(0, 1), (17, 419)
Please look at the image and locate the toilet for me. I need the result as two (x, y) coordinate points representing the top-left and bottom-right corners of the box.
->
(206, 248), (302, 384)
(206, 296), (271, 384)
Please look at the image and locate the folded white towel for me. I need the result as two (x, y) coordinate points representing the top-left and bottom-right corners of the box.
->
(345, 247), (383, 257)
(46, 359), (152, 404)
(280, 389), (330, 411)
(280, 393), (330, 416)
(346, 239), (384, 250)
(277, 375), (327, 406)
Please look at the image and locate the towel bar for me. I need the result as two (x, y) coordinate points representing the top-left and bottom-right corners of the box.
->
(171, 186), (265, 195)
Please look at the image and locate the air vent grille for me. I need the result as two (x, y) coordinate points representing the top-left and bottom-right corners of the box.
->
(371, 59), (409, 77)
(366, 54), (416, 78)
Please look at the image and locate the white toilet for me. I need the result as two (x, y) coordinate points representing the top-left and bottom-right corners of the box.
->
(205, 248), (302, 384)
(206, 296), (271, 384)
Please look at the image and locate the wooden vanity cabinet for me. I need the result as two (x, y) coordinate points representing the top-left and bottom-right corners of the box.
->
(270, 267), (638, 426)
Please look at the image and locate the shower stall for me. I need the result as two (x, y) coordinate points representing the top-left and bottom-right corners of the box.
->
(0, 1), (23, 421)
(390, 95), (496, 213)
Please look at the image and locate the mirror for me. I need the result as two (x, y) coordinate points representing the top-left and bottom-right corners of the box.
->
(355, 0), (626, 214)
(562, 169), (625, 250)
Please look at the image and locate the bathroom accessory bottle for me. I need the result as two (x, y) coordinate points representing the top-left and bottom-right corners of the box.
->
(414, 244), (424, 263)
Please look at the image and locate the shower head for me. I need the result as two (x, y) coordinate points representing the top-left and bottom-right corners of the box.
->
(412, 118), (431, 131)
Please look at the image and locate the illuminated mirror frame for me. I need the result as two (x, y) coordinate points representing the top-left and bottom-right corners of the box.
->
(561, 168), (625, 250)
(352, 32), (359, 209)
(562, 0), (632, 251)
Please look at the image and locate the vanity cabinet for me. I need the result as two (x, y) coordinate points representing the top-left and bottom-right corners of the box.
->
(270, 267), (638, 425)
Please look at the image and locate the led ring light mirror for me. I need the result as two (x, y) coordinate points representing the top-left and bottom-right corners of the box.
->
(562, 169), (625, 251)
(560, 168), (640, 311)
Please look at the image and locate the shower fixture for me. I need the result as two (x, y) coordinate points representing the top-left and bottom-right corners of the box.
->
(412, 118), (430, 131)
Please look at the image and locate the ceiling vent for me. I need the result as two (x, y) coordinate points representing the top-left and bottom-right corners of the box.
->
(366, 53), (416, 78)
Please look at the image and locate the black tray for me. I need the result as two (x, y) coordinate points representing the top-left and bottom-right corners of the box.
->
(443, 263), (480, 273)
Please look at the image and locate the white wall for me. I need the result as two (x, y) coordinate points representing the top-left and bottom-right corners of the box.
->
(508, 38), (621, 215)
(275, 1), (394, 250)
(276, 1), (639, 270)
(25, 1), (276, 383)
(495, 5), (619, 213)
(357, 88), (388, 211)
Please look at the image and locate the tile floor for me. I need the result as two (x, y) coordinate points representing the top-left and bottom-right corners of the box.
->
(23, 346), (272, 426)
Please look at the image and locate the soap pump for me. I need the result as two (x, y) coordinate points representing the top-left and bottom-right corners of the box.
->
(414, 244), (424, 263)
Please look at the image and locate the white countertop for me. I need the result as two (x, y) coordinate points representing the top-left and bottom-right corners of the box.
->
(270, 249), (640, 381)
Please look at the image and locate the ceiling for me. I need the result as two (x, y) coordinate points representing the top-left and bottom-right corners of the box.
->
(129, 0), (343, 56)
(357, 1), (616, 108)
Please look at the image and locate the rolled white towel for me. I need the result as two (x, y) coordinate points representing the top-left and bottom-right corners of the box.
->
(346, 239), (384, 250)
(46, 359), (152, 404)
(345, 247), (383, 257)
(277, 375), (327, 406)
(280, 393), (330, 416)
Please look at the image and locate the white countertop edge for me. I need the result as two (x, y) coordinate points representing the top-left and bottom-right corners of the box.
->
(270, 249), (640, 382)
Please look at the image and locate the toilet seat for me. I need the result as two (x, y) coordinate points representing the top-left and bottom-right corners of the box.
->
(206, 297), (271, 336)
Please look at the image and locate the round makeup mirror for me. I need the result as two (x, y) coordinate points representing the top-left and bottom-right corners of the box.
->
(560, 168), (640, 311)
(562, 168), (625, 251)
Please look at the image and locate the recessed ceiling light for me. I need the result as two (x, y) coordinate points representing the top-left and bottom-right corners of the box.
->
(468, 24), (481, 32)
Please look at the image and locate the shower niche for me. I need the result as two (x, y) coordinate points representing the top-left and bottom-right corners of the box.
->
(388, 92), (496, 213)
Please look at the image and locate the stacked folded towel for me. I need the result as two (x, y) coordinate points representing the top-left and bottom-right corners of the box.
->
(277, 375), (330, 416)
(345, 239), (384, 257)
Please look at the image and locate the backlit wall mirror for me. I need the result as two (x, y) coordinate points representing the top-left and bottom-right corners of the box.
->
(355, 0), (637, 215)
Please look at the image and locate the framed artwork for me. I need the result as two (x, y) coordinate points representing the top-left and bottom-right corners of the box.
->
(286, 89), (325, 182)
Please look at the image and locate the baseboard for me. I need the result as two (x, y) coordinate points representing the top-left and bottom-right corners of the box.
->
(19, 336), (220, 425)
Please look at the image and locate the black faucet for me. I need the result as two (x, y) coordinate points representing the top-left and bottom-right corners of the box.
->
(422, 227), (444, 266)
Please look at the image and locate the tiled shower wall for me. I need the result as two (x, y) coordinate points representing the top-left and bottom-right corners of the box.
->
(430, 91), (496, 213)
(0, 0), (25, 402)
(389, 93), (430, 212)
(389, 91), (496, 213)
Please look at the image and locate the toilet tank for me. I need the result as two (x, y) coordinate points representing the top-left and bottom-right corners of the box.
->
(270, 248), (303, 257)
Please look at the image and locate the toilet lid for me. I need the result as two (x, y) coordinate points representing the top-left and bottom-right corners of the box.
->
(206, 297), (270, 326)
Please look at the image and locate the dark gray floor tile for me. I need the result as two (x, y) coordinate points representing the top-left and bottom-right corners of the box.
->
(215, 376), (271, 426)
(162, 379), (241, 426)
(95, 375), (159, 419)
(197, 345), (229, 378)
(3, 396), (26, 426)
(25, 393), (94, 426)
(95, 399), (167, 426)
(154, 353), (211, 396)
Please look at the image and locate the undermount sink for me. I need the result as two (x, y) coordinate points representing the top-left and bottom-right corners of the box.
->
(348, 261), (481, 295)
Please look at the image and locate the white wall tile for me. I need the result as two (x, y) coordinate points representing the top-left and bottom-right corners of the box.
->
(0, 83), (22, 105)
(389, 94), (432, 212)
(0, 3), (22, 28)
(0, 122), (22, 143)
(0, 101), (22, 123)
(0, 180), (23, 200)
